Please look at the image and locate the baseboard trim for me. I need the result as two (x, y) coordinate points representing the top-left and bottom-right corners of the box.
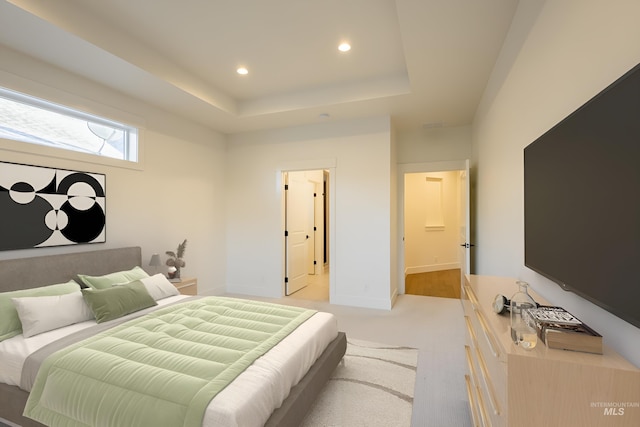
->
(331, 294), (393, 310)
(405, 263), (460, 276)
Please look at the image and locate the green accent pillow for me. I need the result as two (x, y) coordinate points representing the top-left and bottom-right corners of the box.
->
(81, 282), (157, 323)
(78, 266), (149, 290)
(0, 281), (81, 342)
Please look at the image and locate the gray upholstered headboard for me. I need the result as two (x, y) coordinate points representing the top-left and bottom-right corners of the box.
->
(0, 247), (142, 293)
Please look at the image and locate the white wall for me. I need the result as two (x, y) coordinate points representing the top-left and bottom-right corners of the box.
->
(397, 125), (472, 165)
(473, 0), (640, 366)
(0, 47), (227, 295)
(226, 117), (394, 309)
(404, 171), (460, 274)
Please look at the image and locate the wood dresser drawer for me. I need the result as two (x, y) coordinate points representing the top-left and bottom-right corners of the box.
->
(463, 283), (506, 427)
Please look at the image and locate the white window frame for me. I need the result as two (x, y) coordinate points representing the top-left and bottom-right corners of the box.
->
(0, 73), (145, 170)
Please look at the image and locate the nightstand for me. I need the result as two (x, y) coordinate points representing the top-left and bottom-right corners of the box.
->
(171, 277), (198, 295)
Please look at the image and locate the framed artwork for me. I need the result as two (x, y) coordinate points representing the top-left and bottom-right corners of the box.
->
(0, 161), (106, 251)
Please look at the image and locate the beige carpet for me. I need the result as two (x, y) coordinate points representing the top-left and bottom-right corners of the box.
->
(302, 339), (418, 427)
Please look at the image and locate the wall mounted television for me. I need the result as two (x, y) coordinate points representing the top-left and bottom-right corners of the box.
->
(524, 62), (640, 329)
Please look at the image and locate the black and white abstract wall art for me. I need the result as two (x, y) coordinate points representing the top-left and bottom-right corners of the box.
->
(0, 161), (106, 251)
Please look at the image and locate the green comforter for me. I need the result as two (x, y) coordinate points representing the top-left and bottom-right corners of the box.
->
(24, 297), (316, 427)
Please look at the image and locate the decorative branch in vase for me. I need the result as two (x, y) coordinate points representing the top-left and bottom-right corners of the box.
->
(166, 239), (187, 280)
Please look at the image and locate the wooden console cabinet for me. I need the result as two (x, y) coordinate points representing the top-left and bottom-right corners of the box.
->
(462, 275), (640, 427)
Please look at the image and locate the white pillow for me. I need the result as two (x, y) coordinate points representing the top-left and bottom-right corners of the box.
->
(115, 274), (180, 301)
(11, 291), (95, 338)
(142, 274), (181, 300)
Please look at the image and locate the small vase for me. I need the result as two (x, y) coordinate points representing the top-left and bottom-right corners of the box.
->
(510, 281), (537, 349)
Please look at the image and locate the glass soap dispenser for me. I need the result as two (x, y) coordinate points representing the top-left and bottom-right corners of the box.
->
(510, 281), (537, 349)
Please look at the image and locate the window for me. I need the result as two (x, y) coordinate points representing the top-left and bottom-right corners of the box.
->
(0, 87), (138, 162)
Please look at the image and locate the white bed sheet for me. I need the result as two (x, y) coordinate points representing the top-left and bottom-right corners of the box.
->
(0, 295), (338, 427)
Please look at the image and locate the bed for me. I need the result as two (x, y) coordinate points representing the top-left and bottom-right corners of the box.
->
(0, 246), (346, 427)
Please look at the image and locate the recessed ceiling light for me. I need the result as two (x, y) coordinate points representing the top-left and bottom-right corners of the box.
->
(338, 42), (351, 52)
(237, 67), (248, 75)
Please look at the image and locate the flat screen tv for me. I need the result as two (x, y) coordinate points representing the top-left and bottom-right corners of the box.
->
(524, 63), (640, 329)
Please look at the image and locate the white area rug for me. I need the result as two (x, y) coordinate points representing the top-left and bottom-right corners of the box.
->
(302, 339), (418, 427)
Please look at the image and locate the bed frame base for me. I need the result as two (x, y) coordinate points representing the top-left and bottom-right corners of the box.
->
(265, 331), (346, 427)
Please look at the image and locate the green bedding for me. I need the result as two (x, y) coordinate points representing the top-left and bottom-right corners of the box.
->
(24, 297), (316, 427)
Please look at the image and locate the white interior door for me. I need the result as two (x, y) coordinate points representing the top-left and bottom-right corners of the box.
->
(458, 159), (472, 286)
(285, 172), (313, 295)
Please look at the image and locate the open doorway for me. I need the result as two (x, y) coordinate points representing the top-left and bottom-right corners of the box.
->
(404, 171), (462, 298)
(398, 160), (471, 297)
(283, 170), (330, 301)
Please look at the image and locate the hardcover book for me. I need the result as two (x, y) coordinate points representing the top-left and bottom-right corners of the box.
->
(524, 306), (603, 354)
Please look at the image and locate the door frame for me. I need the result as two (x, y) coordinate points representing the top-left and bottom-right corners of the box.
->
(279, 160), (336, 302)
(397, 160), (468, 294)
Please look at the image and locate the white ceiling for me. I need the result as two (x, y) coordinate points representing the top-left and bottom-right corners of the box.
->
(0, 0), (519, 135)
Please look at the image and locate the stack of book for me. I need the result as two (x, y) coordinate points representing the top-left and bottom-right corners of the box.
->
(524, 306), (603, 354)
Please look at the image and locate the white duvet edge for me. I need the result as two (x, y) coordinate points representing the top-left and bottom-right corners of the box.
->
(204, 311), (338, 427)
